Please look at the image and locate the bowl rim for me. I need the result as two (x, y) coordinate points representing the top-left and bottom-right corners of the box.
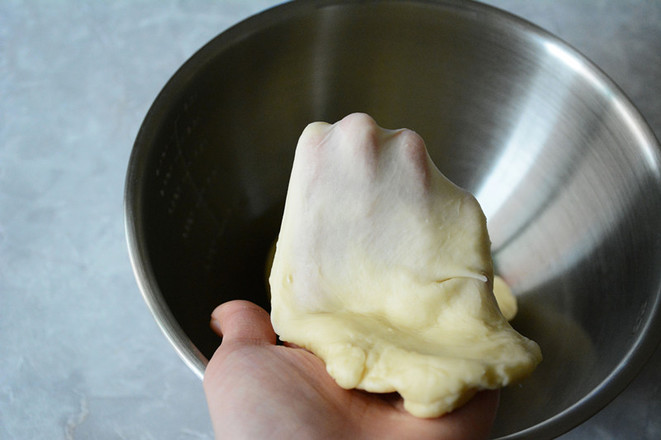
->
(124, 1), (661, 439)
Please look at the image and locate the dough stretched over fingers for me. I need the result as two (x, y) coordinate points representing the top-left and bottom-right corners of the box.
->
(269, 113), (541, 418)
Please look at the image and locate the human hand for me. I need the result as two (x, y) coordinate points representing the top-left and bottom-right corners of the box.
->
(203, 300), (500, 440)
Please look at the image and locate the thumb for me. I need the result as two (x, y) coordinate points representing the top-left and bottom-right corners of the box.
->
(210, 300), (277, 345)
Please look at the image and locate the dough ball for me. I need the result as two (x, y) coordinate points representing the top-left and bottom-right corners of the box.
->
(269, 113), (541, 417)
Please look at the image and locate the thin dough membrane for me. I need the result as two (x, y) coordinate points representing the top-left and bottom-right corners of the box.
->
(269, 113), (541, 417)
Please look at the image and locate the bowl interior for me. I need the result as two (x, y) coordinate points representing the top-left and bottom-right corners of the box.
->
(126, 1), (661, 438)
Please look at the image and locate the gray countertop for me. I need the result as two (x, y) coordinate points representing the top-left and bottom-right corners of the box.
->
(1, 1), (659, 439)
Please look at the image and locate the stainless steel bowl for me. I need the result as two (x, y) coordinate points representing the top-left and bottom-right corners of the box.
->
(125, 1), (661, 438)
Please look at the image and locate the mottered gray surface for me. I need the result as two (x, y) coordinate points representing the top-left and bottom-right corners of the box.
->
(1, 1), (659, 439)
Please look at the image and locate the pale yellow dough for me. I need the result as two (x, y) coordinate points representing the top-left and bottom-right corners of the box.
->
(493, 275), (518, 321)
(268, 246), (518, 321)
(269, 113), (541, 418)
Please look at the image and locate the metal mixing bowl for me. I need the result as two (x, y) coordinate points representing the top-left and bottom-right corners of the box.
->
(124, 1), (661, 438)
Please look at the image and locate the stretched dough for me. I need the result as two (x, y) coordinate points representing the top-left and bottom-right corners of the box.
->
(269, 113), (541, 417)
(267, 245), (519, 321)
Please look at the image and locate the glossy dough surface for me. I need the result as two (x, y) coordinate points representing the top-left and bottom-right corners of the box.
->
(269, 114), (541, 417)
